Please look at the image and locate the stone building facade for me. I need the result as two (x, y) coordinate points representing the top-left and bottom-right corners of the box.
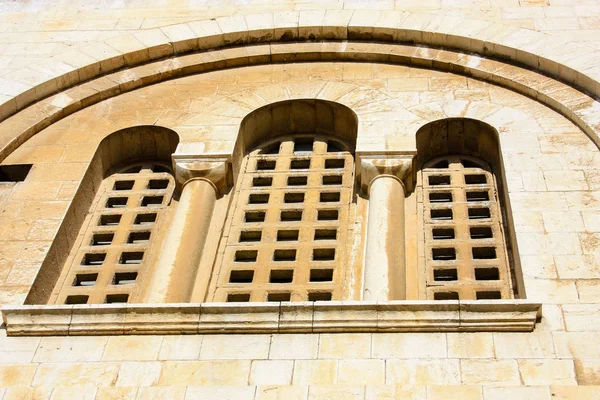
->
(0, 0), (599, 399)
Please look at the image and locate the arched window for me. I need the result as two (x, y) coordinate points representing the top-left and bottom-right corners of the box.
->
(208, 134), (354, 302)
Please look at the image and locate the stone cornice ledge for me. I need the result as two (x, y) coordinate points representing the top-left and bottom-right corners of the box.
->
(1, 300), (541, 336)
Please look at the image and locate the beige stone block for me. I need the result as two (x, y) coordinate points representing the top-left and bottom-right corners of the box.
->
(0, 337), (40, 365)
(582, 211), (600, 232)
(365, 385), (426, 400)
(447, 333), (494, 359)
(493, 332), (555, 358)
(308, 385), (364, 400)
(115, 361), (161, 387)
(338, 359), (384, 385)
(0, 365), (37, 387)
(518, 360), (576, 385)
(269, 334), (318, 360)
(49, 386), (97, 400)
(550, 385), (600, 400)
(318, 333), (371, 359)
(512, 211), (545, 233)
(460, 360), (520, 385)
(544, 171), (589, 191)
(511, 192), (568, 212)
(372, 333), (446, 359)
(574, 359), (600, 385)
(483, 386), (551, 400)
(542, 211), (584, 232)
(520, 255), (558, 279)
(32, 363), (120, 388)
(554, 332), (600, 359)
(102, 336), (162, 361)
(427, 385), (482, 400)
(199, 334), (270, 360)
(563, 304), (600, 331)
(555, 254), (600, 279)
(1, 387), (53, 400)
(158, 335), (202, 360)
(250, 360), (293, 385)
(524, 278), (578, 303)
(256, 385), (308, 400)
(386, 360), (460, 385)
(33, 336), (107, 362)
(158, 360), (251, 386)
(135, 386), (186, 400)
(387, 78), (428, 92)
(186, 386), (256, 400)
(517, 232), (581, 256)
(566, 192), (600, 211)
(292, 360), (337, 385)
(575, 280), (600, 302)
(95, 387), (137, 400)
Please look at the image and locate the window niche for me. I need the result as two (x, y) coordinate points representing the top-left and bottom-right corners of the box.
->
(25, 126), (179, 305)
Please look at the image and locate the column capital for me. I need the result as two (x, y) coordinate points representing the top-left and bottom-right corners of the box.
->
(172, 153), (231, 196)
(356, 151), (416, 195)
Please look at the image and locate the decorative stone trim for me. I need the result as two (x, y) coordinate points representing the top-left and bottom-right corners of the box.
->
(1, 300), (541, 336)
(172, 152), (231, 195)
(356, 152), (415, 194)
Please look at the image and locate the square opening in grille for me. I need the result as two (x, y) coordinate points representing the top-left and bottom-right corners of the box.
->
(432, 228), (455, 240)
(323, 175), (343, 185)
(277, 230), (299, 241)
(288, 176), (308, 186)
(468, 207), (491, 219)
(431, 209), (453, 220)
(314, 229), (337, 240)
(318, 209), (339, 221)
(141, 196), (164, 207)
(106, 294), (129, 304)
(229, 270), (254, 283)
(429, 192), (453, 203)
(476, 291), (502, 300)
(256, 159), (276, 170)
(465, 174), (487, 184)
(113, 272), (138, 285)
(252, 177), (273, 187)
(128, 231), (151, 244)
(313, 248), (335, 261)
(281, 210), (302, 221)
(432, 248), (456, 260)
(239, 231), (262, 242)
(106, 197), (128, 208)
(114, 180), (134, 191)
(434, 292), (459, 300)
(466, 191), (490, 202)
(433, 269), (458, 281)
(91, 233), (114, 246)
(294, 138), (314, 153)
(320, 192), (340, 202)
(273, 249), (296, 262)
(81, 253), (106, 266)
(227, 293), (250, 302)
(470, 227), (493, 239)
(472, 247), (496, 259)
(268, 292), (291, 302)
(135, 213), (157, 225)
(284, 192), (305, 203)
(245, 211), (266, 223)
(308, 292), (332, 301)
(120, 251), (144, 264)
(235, 250), (258, 262)
(99, 214), (121, 226)
(148, 179), (169, 190)
(325, 159), (345, 169)
(65, 295), (88, 305)
(73, 273), (98, 287)
(270, 269), (293, 283)
(475, 267), (500, 280)
(310, 269), (334, 282)
(249, 193), (269, 204)
(428, 175), (450, 186)
(290, 159), (310, 169)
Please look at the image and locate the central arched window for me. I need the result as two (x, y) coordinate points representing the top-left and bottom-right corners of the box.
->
(208, 134), (354, 302)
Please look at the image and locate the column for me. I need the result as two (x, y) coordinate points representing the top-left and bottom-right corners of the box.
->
(146, 156), (230, 303)
(358, 153), (414, 301)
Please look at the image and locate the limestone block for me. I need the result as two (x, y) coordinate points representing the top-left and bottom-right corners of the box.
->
(48, 386), (97, 400)
(292, 360), (337, 385)
(518, 360), (577, 385)
(31, 363), (120, 388)
(544, 171), (589, 191)
(0, 337), (39, 365)
(2, 305), (72, 336)
(133, 30), (173, 60)
(95, 387), (137, 400)
(365, 385), (426, 400)
(493, 332), (555, 358)
(269, 334), (318, 360)
(272, 11), (299, 41)
(70, 305), (126, 335)
(312, 301), (378, 332)
(447, 333), (494, 359)
(554, 254), (600, 279)
(298, 10), (326, 40)
(427, 386), (483, 400)
(520, 255), (558, 279)
(256, 385), (308, 400)
(563, 304), (600, 331)
(215, 15), (248, 45)
(135, 386), (186, 400)
(574, 359), (600, 385)
(33, 336), (107, 362)
(575, 280), (600, 302)
(386, 360), (460, 385)
(115, 361), (161, 387)
(160, 24), (198, 54)
(123, 304), (200, 334)
(337, 359), (385, 385)
(308, 385), (365, 400)
(0, 365), (37, 387)
(199, 302), (279, 333)
(554, 332), (600, 359)
(318, 333), (371, 359)
(158, 360), (251, 386)
(372, 333), (446, 358)
(102, 336), (163, 361)
(186, 386), (256, 400)
(483, 386), (551, 400)
(460, 360), (520, 385)
(250, 360), (294, 385)
(550, 386), (600, 400)
(158, 335), (203, 360)
(516, 233), (581, 256)
(199, 334), (270, 360)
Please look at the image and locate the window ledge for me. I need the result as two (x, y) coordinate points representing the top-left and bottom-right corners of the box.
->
(1, 300), (541, 336)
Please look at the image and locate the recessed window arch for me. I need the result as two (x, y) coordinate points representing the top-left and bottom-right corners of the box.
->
(415, 118), (524, 301)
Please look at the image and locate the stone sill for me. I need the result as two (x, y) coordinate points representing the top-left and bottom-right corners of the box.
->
(1, 300), (541, 336)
